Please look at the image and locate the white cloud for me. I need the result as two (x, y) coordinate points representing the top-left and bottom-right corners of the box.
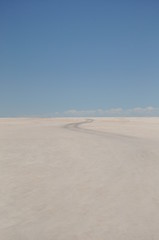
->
(127, 106), (159, 116)
(64, 109), (97, 117)
(57, 106), (159, 117)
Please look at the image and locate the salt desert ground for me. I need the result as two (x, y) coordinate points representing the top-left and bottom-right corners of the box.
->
(1, 117), (159, 240)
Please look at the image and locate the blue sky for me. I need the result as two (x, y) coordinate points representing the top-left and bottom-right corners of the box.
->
(0, 0), (159, 117)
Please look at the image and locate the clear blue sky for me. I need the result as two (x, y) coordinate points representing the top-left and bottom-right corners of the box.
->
(0, 0), (159, 117)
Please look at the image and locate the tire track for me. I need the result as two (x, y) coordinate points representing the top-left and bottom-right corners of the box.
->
(63, 119), (137, 141)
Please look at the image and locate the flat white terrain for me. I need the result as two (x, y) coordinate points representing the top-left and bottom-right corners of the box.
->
(0, 117), (159, 240)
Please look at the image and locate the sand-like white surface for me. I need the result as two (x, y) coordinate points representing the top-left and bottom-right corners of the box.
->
(0, 117), (159, 239)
